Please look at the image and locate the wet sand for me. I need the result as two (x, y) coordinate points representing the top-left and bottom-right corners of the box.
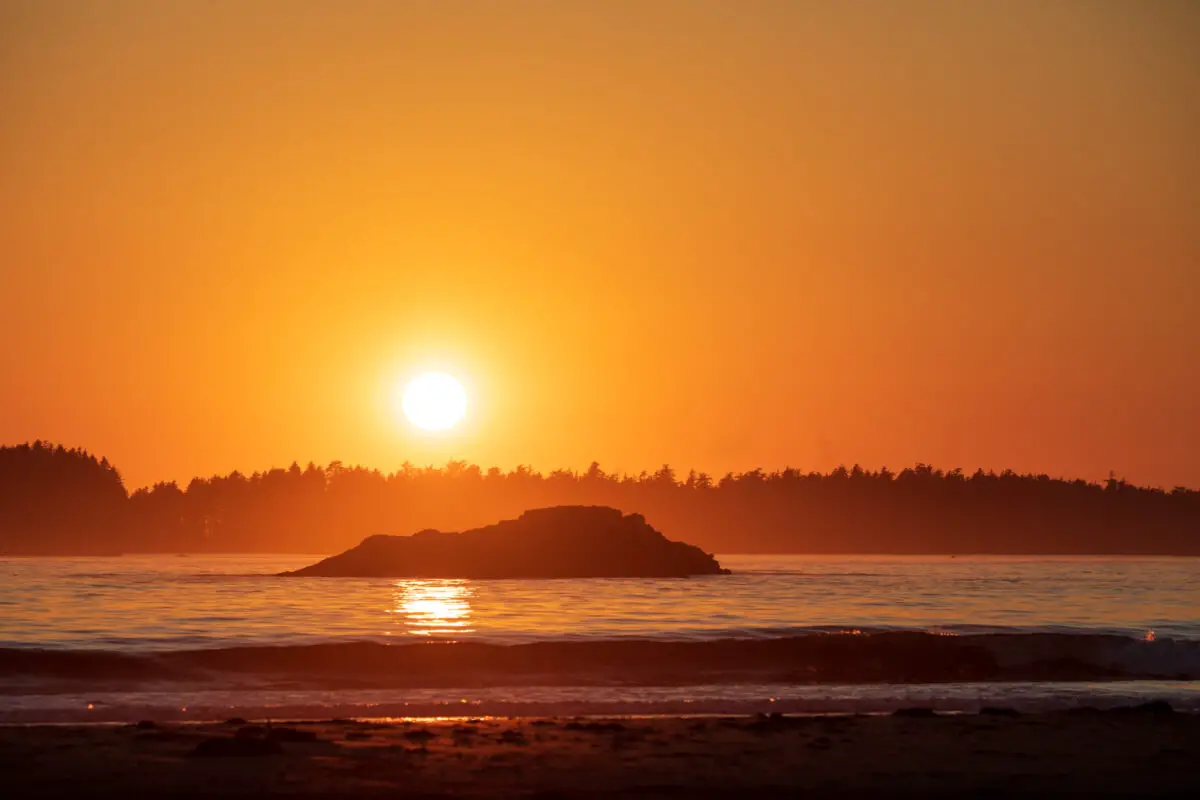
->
(2, 709), (1198, 797)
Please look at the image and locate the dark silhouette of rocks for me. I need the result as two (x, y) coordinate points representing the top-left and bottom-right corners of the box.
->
(191, 736), (282, 757)
(280, 506), (729, 578)
(892, 707), (940, 718)
(565, 721), (627, 733)
(979, 706), (1021, 717)
(746, 713), (810, 733)
(234, 726), (268, 739)
(265, 727), (320, 743)
(1110, 700), (1174, 716)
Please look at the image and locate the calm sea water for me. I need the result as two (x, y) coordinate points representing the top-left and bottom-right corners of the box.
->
(2, 554), (1198, 650)
(3, 554), (1200, 721)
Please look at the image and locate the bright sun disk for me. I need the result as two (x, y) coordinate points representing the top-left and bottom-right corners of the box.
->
(401, 372), (467, 431)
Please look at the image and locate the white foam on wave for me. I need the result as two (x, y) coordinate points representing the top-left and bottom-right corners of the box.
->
(4, 680), (1199, 724)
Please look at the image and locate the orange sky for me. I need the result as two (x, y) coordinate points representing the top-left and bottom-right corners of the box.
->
(2, 1), (1198, 490)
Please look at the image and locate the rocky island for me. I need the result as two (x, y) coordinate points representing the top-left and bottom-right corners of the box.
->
(280, 506), (728, 578)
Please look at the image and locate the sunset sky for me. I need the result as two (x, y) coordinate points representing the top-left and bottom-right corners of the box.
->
(2, 0), (1198, 491)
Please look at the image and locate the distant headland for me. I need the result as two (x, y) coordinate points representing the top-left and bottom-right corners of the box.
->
(281, 506), (728, 578)
(2, 441), (1199, 556)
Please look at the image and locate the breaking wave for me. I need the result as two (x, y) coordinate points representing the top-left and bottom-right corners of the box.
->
(3, 630), (1198, 695)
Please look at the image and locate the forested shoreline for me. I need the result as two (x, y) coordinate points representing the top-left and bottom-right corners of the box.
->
(2, 441), (1197, 556)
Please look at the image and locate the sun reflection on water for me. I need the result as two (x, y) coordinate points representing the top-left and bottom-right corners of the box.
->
(391, 580), (474, 637)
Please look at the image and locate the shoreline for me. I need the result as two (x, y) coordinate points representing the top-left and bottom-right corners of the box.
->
(6, 678), (1200, 725)
(2, 709), (1198, 797)
(0, 701), (1194, 725)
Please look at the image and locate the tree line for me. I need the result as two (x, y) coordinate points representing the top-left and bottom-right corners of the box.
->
(1, 440), (1198, 555)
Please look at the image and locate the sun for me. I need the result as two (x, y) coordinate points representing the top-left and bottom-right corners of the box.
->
(401, 372), (467, 431)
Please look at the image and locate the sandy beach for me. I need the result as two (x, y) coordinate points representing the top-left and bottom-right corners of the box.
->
(3, 708), (1198, 798)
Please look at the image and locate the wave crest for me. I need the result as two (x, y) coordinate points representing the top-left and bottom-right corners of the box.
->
(2, 631), (1197, 695)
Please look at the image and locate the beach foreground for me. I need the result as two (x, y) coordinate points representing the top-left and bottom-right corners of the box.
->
(3, 709), (1198, 798)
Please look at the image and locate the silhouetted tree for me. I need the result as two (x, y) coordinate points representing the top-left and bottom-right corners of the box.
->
(0, 442), (127, 554)
(1, 442), (1198, 555)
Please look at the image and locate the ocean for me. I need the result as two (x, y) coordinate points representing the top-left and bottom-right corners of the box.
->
(3, 554), (1199, 721)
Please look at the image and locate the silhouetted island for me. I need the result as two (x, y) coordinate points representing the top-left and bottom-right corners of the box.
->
(279, 506), (729, 578)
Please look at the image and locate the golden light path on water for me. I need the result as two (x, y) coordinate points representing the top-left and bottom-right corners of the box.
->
(3, 555), (1199, 650)
(390, 580), (475, 637)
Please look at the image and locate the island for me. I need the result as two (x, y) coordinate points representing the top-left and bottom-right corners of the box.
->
(279, 506), (729, 578)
